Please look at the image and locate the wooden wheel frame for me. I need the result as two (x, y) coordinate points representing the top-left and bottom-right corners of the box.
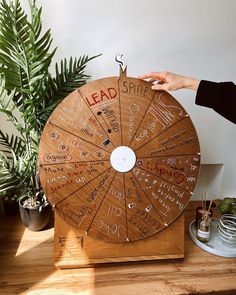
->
(38, 66), (200, 243)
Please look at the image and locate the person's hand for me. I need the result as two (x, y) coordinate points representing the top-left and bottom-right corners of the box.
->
(138, 71), (200, 91)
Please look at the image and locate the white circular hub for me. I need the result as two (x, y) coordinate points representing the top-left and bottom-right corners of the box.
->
(110, 146), (136, 172)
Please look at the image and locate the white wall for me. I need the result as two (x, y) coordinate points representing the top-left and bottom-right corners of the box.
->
(3, 0), (236, 198)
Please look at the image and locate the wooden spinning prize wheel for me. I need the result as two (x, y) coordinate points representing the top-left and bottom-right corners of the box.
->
(38, 64), (201, 244)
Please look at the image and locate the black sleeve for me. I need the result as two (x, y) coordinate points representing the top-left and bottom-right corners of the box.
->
(195, 80), (236, 124)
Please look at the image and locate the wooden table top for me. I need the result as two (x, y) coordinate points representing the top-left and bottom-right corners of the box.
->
(0, 201), (236, 295)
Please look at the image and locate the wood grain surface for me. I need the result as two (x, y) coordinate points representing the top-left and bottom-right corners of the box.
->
(54, 209), (184, 268)
(1, 201), (236, 295)
(38, 69), (201, 243)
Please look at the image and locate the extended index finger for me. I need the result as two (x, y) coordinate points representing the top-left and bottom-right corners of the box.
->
(138, 72), (166, 80)
(138, 73), (153, 79)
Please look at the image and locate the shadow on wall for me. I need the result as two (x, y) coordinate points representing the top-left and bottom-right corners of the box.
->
(192, 164), (224, 200)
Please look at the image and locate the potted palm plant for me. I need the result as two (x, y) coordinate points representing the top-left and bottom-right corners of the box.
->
(0, 0), (100, 230)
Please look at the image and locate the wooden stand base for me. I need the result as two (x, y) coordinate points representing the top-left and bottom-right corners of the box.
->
(54, 209), (185, 269)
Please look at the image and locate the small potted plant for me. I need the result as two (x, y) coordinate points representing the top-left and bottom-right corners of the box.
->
(18, 191), (51, 231)
(0, 0), (100, 230)
(218, 197), (236, 215)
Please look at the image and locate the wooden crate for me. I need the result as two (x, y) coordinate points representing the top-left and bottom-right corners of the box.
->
(54, 209), (184, 268)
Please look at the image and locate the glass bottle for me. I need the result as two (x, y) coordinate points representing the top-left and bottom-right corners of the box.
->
(197, 215), (211, 243)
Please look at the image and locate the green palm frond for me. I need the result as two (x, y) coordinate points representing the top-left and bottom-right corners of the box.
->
(0, 0), (100, 200)
(0, 0), (56, 132)
(0, 73), (23, 131)
(53, 55), (101, 99)
(39, 54), (101, 126)
(0, 130), (25, 159)
(0, 131), (28, 196)
(0, 74), (16, 114)
(0, 150), (30, 197)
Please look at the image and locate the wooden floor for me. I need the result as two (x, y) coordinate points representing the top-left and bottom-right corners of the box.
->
(0, 202), (236, 295)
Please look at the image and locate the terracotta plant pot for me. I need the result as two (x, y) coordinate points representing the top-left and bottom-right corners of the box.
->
(18, 196), (52, 231)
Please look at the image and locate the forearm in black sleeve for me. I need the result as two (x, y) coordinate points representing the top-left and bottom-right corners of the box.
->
(195, 80), (236, 124)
